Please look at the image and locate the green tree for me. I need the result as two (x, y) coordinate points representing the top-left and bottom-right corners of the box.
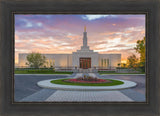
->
(134, 37), (145, 72)
(127, 54), (139, 70)
(134, 37), (145, 63)
(26, 52), (46, 68)
(117, 63), (121, 67)
(121, 63), (127, 68)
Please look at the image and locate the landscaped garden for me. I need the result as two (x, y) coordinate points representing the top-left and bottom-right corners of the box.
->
(37, 73), (137, 90)
(14, 68), (145, 74)
(50, 77), (124, 86)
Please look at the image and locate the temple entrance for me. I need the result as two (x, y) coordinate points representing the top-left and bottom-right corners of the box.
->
(80, 58), (91, 69)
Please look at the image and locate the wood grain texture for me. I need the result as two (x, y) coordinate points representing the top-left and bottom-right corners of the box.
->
(0, 0), (160, 116)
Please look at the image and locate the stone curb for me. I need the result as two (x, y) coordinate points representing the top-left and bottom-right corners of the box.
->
(37, 79), (137, 91)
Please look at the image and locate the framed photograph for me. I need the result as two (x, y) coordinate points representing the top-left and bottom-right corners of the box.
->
(14, 14), (146, 103)
(0, 0), (160, 116)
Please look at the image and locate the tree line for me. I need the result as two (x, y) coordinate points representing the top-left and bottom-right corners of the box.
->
(118, 37), (145, 72)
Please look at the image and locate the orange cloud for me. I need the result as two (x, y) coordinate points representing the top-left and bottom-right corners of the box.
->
(15, 15), (145, 64)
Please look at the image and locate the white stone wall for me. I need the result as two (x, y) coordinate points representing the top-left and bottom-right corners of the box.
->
(98, 54), (121, 68)
(18, 53), (121, 69)
(39, 54), (72, 67)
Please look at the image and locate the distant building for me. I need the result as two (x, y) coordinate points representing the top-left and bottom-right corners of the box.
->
(18, 27), (121, 71)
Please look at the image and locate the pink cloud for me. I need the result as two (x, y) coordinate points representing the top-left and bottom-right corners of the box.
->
(15, 15), (145, 64)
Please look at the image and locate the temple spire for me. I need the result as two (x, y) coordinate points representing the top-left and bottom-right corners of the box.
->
(84, 25), (86, 32)
(83, 26), (87, 47)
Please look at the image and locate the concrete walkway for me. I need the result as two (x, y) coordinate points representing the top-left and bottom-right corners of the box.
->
(46, 90), (133, 102)
(19, 88), (145, 102)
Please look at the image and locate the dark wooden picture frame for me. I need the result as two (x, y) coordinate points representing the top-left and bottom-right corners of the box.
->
(0, 0), (160, 116)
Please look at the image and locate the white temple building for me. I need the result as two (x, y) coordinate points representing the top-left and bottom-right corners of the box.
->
(18, 27), (121, 71)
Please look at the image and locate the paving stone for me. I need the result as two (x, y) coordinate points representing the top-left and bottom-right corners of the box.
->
(46, 90), (133, 102)
(20, 88), (57, 102)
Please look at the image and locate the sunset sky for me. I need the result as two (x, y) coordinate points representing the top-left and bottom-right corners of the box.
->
(15, 14), (145, 64)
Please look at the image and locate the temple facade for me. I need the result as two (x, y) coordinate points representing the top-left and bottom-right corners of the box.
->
(18, 27), (121, 70)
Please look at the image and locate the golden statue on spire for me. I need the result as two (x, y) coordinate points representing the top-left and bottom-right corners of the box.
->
(84, 25), (86, 32)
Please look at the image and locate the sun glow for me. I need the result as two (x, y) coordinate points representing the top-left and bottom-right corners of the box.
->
(121, 60), (127, 64)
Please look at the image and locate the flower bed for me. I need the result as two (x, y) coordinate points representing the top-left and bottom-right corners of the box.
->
(64, 78), (111, 83)
(63, 75), (112, 83)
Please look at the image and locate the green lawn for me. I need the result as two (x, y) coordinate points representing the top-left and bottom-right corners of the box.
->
(98, 71), (145, 75)
(14, 70), (73, 74)
(99, 72), (145, 75)
(50, 78), (124, 86)
(14, 68), (144, 75)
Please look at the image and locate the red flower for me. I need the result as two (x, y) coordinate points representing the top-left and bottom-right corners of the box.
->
(66, 78), (108, 83)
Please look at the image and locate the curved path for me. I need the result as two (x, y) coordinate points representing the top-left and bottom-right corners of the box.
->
(37, 79), (137, 91)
